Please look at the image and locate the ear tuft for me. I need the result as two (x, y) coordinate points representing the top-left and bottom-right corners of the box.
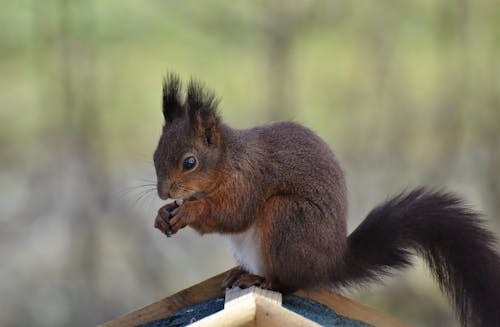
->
(186, 79), (219, 114)
(186, 79), (221, 145)
(162, 73), (185, 122)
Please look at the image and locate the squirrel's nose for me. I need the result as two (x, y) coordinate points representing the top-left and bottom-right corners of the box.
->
(157, 181), (170, 200)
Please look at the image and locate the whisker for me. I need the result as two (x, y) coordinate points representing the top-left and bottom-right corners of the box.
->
(138, 178), (156, 184)
(113, 184), (156, 199)
(132, 188), (157, 208)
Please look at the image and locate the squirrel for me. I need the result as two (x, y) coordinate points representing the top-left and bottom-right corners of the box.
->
(153, 73), (500, 327)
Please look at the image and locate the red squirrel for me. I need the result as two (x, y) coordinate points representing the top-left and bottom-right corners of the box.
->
(153, 74), (500, 326)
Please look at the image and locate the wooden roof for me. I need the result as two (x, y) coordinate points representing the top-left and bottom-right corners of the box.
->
(99, 268), (410, 327)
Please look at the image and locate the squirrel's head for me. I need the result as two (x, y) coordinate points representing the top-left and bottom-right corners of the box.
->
(153, 74), (224, 201)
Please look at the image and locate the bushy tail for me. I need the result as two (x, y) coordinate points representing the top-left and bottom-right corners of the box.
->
(339, 188), (500, 327)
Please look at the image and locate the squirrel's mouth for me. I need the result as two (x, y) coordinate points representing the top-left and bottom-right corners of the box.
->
(173, 191), (205, 206)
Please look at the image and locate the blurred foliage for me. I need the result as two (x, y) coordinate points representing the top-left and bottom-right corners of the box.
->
(0, 0), (499, 326)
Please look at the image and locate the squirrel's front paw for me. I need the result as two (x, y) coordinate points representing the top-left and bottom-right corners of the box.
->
(154, 202), (179, 237)
(167, 205), (192, 235)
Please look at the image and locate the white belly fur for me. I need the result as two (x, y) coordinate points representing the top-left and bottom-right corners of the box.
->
(225, 223), (265, 276)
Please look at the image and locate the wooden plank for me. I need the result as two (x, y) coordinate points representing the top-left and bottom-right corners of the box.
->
(191, 288), (321, 327)
(254, 296), (322, 327)
(99, 268), (411, 327)
(225, 286), (282, 308)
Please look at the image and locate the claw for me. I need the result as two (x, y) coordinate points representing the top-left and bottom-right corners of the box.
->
(155, 202), (179, 236)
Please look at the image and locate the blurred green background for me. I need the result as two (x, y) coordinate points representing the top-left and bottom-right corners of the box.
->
(1, 0), (499, 326)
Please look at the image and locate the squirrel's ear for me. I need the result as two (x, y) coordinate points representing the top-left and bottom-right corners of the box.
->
(162, 73), (186, 123)
(186, 79), (221, 146)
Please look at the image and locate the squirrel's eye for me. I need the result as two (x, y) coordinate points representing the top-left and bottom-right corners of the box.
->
(182, 156), (197, 171)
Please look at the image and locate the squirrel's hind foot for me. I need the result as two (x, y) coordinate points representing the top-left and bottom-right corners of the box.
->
(223, 268), (273, 290)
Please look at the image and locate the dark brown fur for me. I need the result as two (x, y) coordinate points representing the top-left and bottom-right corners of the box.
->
(153, 74), (500, 327)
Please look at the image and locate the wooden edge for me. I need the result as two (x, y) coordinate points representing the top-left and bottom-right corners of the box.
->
(99, 268), (411, 327)
(225, 286), (282, 308)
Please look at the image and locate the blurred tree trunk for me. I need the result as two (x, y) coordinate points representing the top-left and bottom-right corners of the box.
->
(56, 0), (109, 323)
(424, 0), (470, 183)
(264, 0), (294, 121)
(55, 1), (169, 324)
(480, 43), (500, 227)
(264, 0), (316, 121)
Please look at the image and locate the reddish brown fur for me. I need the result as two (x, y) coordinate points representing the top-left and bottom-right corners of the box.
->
(156, 117), (347, 286)
(155, 76), (347, 289)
